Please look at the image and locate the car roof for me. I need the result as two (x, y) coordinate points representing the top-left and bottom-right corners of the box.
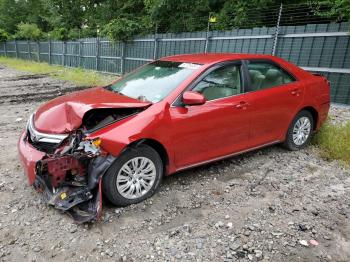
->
(160, 53), (277, 65)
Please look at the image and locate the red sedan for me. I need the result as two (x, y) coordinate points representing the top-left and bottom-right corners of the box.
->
(18, 53), (330, 222)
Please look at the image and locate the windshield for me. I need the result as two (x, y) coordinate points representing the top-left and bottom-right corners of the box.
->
(106, 61), (202, 103)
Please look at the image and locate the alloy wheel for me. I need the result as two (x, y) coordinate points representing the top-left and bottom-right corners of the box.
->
(116, 157), (157, 200)
(292, 116), (311, 146)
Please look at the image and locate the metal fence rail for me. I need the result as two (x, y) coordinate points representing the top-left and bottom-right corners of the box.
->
(0, 21), (349, 104)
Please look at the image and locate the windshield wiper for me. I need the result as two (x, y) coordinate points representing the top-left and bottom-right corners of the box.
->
(136, 95), (151, 103)
(105, 85), (152, 103)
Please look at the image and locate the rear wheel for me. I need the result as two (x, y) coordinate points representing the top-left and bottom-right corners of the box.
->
(283, 110), (314, 151)
(103, 144), (163, 206)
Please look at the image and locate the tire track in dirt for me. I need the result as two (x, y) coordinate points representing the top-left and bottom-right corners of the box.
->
(0, 86), (88, 104)
(0, 72), (89, 104)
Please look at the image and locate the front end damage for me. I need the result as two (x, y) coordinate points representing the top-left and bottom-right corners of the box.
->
(23, 113), (117, 223)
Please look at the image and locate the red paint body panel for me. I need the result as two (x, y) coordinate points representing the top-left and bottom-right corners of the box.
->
(18, 53), (330, 184)
(169, 93), (252, 167)
(248, 81), (305, 144)
(34, 87), (151, 134)
(182, 91), (206, 106)
(18, 131), (45, 185)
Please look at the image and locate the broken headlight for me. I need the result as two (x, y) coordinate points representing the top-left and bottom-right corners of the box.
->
(78, 138), (102, 155)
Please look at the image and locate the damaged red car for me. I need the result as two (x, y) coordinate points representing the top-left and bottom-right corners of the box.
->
(18, 53), (330, 222)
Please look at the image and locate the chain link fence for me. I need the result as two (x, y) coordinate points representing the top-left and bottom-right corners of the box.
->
(0, 3), (349, 104)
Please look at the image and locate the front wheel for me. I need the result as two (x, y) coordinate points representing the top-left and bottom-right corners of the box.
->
(283, 110), (314, 151)
(103, 144), (163, 206)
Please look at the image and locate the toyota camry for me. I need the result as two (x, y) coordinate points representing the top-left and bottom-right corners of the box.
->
(18, 53), (330, 222)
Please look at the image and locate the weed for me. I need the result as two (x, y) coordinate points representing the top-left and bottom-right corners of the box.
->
(0, 57), (116, 86)
(313, 121), (350, 166)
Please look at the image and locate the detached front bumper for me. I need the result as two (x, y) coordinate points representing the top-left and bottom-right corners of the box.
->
(17, 130), (113, 223)
(33, 173), (103, 223)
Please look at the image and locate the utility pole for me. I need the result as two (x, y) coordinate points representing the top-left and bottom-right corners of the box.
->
(272, 3), (283, 56)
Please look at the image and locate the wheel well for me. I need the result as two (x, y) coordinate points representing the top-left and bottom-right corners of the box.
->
(129, 139), (169, 167)
(300, 106), (318, 130)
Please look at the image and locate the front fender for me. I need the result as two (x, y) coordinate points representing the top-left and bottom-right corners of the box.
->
(85, 102), (176, 173)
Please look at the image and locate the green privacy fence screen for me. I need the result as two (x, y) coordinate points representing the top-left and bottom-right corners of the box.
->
(0, 22), (349, 105)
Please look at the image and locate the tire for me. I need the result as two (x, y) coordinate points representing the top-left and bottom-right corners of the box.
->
(102, 144), (163, 206)
(283, 110), (314, 151)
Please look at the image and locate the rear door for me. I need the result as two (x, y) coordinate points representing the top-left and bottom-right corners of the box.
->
(243, 59), (304, 145)
(169, 61), (254, 168)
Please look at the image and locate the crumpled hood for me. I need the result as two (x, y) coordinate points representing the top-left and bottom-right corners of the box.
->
(34, 87), (151, 134)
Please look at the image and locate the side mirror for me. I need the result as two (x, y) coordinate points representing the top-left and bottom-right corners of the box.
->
(182, 91), (206, 106)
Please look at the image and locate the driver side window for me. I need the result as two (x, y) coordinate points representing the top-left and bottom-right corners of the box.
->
(192, 64), (241, 101)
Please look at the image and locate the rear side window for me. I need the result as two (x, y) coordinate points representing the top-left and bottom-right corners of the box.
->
(247, 61), (295, 92)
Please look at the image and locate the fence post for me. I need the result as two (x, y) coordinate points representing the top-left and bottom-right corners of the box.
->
(27, 40), (30, 60)
(204, 13), (211, 53)
(15, 40), (18, 58)
(4, 42), (7, 57)
(120, 41), (125, 75)
(153, 37), (158, 60)
(37, 41), (40, 62)
(272, 3), (283, 56)
(95, 38), (100, 71)
(79, 41), (82, 67)
(204, 33), (211, 53)
(153, 24), (158, 60)
(48, 39), (51, 64)
(62, 41), (66, 66)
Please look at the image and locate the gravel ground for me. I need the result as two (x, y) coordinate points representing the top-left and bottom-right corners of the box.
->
(0, 65), (349, 262)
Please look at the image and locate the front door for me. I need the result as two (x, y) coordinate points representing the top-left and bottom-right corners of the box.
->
(169, 62), (253, 168)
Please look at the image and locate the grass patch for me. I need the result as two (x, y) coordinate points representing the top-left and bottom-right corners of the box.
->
(313, 121), (350, 166)
(0, 57), (116, 86)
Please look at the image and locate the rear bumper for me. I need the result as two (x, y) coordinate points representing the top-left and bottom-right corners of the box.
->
(17, 130), (45, 185)
(317, 101), (330, 130)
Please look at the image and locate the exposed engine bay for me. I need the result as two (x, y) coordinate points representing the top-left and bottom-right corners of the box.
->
(82, 108), (143, 133)
(26, 107), (142, 223)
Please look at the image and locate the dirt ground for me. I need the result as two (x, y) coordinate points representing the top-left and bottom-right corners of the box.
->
(0, 65), (349, 262)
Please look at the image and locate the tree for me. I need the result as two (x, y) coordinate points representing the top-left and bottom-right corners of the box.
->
(0, 28), (8, 41)
(49, 27), (68, 41)
(44, 0), (86, 30)
(145, 0), (210, 33)
(0, 0), (28, 34)
(102, 18), (141, 41)
(317, 0), (350, 22)
(0, 0), (349, 40)
(15, 23), (43, 40)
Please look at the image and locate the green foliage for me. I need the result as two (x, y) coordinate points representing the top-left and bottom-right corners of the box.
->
(317, 0), (350, 22)
(145, 0), (210, 32)
(67, 28), (81, 40)
(0, 28), (8, 41)
(15, 23), (43, 40)
(313, 120), (350, 166)
(102, 18), (141, 41)
(0, 0), (349, 40)
(0, 0), (29, 34)
(211, 0), (275, 30)
(49, 27), (68, 41)
(44, 0), (86, 30)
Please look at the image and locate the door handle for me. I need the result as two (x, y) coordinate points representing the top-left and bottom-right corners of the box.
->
(235, 101), (249, 109)
(290, 88), (301, 96)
